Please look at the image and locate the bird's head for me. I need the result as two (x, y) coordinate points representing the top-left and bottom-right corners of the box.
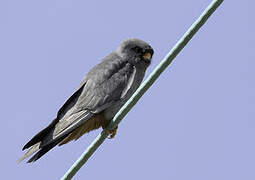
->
(116, 39), (154, 66)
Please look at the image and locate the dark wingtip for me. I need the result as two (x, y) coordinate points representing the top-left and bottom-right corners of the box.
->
(22, 137), (41, 151)
(22, 143), (30, 151)
(22, 139), (38, 150)
(22, 118), (58, 151)
(26, 133), (68, 163)
(26, 148), (46, 163)
(27, 156), (37, 163)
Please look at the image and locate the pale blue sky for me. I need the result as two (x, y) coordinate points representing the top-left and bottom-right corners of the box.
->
(1, 0), (253, 179)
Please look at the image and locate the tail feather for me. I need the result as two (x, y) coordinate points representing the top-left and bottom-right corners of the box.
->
(18, 134), (68, 163)
(18, 142), (41, 163)
(20, 82), (87, 162)
(19, 111), (92, 163)
(27, 134), (68, 163)
(19, 120), (61, 163)
(22, 119), (58, 150)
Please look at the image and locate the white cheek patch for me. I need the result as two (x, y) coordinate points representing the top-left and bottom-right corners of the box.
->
(121, 66), (136, 99)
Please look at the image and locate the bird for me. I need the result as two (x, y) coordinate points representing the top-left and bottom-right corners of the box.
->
(19, 38), (154, 163)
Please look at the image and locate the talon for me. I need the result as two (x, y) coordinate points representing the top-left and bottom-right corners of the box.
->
(107, 126), (118, 139)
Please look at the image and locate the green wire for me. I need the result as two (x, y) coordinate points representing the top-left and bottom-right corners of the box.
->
(61, 0), (224, 179)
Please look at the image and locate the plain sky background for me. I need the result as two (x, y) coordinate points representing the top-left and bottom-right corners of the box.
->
(1, 0), (253, 179)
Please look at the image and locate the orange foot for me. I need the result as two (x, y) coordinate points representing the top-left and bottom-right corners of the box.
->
(107, 126), (118, 139)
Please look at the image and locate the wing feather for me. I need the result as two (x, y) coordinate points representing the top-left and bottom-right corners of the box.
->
(20, 53), (137, 162)
(53, 55), (136, 138)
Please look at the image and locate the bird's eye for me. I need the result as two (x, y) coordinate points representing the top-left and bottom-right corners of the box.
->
(132, 46), (142, 54)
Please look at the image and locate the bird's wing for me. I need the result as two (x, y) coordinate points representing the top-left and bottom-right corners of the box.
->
(21, 53), (137, 162)
(53, 54), (136, 139)
(20, 81), (88, 162)
(22, 81), (87, 151)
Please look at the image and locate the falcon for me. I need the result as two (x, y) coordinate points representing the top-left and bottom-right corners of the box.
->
(19, 39), (154, 163)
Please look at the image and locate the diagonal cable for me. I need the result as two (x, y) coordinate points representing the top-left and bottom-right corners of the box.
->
(61, 0), (224, 179)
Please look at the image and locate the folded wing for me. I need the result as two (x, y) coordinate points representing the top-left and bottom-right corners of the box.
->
(20, 53), (136, 162)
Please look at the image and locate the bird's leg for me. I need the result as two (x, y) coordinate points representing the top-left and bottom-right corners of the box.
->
(101, 119), (118, 139)
(107, 127), (118, 139)
(108, 126), (118, 139)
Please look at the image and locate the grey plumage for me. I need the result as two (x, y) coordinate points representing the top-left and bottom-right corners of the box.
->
(19, 38), (154, 163)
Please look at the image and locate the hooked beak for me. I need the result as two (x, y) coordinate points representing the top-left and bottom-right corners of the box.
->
(143, 52), (152, 61)
(142, 47), (153, 63)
